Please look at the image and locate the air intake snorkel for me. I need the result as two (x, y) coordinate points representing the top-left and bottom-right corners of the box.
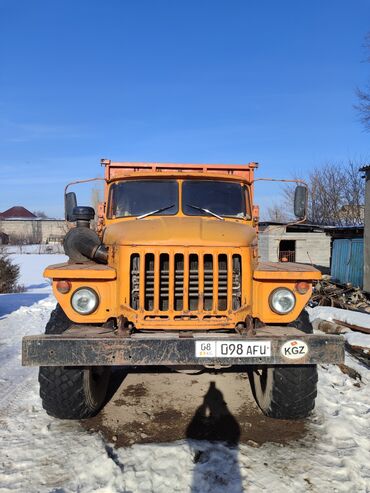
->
(63, 197), (108, 264)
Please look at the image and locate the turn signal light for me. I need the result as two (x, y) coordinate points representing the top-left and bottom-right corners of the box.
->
(56, 280), (72, 294)
(295, 281), (310, 295)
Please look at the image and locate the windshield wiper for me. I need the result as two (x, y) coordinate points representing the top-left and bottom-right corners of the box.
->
(186, 204), (224, 221)
(136, 204), (175, 219)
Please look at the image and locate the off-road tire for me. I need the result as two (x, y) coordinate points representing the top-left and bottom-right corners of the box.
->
(39, 304), (110, 419)
(250, 365), (318, 419)
(250, 309), (317, 419)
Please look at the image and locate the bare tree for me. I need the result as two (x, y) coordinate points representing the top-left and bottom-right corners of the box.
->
(309, 164), (347, 225)
(267, 204), (289, 222)
(356, 87), (370, 131)
(355, 33), (370, 131)
(90, 187), (102, 230)
(282, 161), (364, 226)
(90, 187), (101, 212)
(341, 160), (364, 224)
(32, 210), (48, 218)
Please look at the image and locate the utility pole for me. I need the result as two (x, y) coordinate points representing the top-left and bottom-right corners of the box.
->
(360, 165), (370, 292)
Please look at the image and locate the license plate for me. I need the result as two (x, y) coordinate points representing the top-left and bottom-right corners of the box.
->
(195, 340), (271, 358)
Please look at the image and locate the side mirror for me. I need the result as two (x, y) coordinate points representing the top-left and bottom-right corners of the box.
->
(294, 185), (307, 219)
(65, 192), (77, 221)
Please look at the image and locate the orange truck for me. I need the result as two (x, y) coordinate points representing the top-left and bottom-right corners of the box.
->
(22, 159), (344, 420)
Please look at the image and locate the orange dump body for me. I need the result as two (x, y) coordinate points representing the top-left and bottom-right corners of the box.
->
(45, 160), (321, 330)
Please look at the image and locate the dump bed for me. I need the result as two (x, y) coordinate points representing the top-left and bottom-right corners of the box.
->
(101, 159), (259, 182)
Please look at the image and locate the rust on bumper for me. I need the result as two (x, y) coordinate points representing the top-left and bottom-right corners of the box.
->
(22, 325), (344, 367)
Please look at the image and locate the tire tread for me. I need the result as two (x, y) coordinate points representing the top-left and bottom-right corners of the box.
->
(252, 310), (318, 419)
(266, 365), (318, 419)
(38, 305), (107, 419)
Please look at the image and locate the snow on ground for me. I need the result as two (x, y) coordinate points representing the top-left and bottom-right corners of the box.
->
(0, 255), (370, 492)
(345, 332), (370, 350)
(11, 253), (66, 288)
(308, 305), (370, 351)
(4, 244), (64, 255)
(308, 305), (370, 329)
(0, 253), (66, 319)
(0, 253), (66, 412)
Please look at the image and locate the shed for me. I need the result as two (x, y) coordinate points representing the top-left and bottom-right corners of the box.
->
(258, 222), (331, 270)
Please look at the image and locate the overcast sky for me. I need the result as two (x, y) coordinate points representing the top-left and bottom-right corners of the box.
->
(0, 0), (369, 218)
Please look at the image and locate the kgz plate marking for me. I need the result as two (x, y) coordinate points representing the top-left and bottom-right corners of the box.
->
(281, 339), (308, 360)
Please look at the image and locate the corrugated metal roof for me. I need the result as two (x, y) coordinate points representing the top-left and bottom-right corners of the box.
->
(259, 222), (327, 233)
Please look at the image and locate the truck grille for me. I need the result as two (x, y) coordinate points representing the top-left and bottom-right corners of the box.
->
(130, 252), (241, 313)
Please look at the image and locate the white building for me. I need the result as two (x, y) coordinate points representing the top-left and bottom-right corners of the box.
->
(258, 222), (331, 269)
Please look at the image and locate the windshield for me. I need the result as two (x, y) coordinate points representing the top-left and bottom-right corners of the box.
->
(108, 179), (249, 219)
(108, 180), (178, 218)
(183, 180), (249, 218)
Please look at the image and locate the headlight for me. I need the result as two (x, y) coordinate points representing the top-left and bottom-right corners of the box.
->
(71, 288), (99, 315)
(269, 288), (296, 314)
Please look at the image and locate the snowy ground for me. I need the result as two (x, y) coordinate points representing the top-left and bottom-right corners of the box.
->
(0, 253), (370, 492)
(308, 305), (370, 350)
(3, 244), (64, 255)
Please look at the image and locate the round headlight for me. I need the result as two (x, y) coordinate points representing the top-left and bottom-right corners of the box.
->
(71, 288), (99, 315)
(269, 288), (296, 314)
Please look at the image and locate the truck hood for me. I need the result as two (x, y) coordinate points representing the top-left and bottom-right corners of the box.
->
(103, 217), (256, 247)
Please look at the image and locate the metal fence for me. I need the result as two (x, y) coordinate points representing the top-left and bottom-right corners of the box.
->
(279, 250), (296, 262)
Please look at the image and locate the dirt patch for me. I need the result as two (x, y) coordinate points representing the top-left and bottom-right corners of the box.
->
(82, 367), (307, 448)
(122, 383), (148, 398)
(114, 382), (148, 407)
(153, 409), (183, 423)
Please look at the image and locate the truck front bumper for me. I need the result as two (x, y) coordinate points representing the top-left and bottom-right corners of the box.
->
(22, 325), (344, 367)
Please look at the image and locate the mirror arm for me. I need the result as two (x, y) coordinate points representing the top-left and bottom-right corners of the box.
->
(64, 177), (105, 223)
(64, 177), (105, 195)
(252, 177), (308, 226)
(252, 177), (308, 187)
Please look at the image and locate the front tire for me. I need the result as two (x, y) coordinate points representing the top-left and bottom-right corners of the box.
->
(250, 309), (318, 419)
(251, 365), (318, 419)
(39, 305), (110, 419)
